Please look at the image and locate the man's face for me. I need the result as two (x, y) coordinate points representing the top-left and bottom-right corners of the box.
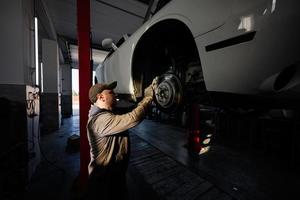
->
(99, 89), (117, 107)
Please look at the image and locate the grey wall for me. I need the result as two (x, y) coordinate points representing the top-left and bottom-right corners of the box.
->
(0, 0), (34, 85)
(42, 39), (59, 93)
(41, 39), (61, 132)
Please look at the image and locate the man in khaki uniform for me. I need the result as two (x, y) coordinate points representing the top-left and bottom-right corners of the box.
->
(86, 79), (157, 199)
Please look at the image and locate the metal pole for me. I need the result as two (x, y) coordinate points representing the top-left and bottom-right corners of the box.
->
(77, 0), (91, 185)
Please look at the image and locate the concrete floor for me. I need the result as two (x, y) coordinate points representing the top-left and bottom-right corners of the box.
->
(26, 114), (160, 200)
(25, 113), (299, 200)
(26, 115), (80, 200)
(132, 120), (300, 200)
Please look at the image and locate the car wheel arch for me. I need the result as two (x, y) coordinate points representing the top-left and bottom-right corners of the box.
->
(131, 19), (205, 100)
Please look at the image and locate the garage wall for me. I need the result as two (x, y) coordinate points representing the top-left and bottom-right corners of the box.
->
(42, 39), (59, 93)
(40, 39), (61, 133)
(0, 1), (38, 197)
(0, 0), (34, 85)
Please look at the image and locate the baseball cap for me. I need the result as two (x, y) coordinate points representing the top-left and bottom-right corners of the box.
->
(88, 81), (117, 103)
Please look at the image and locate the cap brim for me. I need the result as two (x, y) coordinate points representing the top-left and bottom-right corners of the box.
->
(106, 81), (117, 90)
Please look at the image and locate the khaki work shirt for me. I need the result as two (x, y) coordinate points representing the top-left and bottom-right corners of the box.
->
(86, 97), (152, 174)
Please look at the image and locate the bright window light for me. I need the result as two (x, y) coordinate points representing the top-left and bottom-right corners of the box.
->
(35, 17), (39, 85)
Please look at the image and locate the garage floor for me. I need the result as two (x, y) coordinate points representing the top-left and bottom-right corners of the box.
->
(26, 115), (299, 200)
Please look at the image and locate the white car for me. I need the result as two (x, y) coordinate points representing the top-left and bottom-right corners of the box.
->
(96, 0), (300, 112)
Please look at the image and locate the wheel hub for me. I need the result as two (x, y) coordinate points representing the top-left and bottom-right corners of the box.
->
(154, 74), (183, 112)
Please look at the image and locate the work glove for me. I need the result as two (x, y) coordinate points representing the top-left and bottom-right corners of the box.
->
(144, 77), (159, 98)
(152, 76), (159, 91)
(144, 84), (154, 98)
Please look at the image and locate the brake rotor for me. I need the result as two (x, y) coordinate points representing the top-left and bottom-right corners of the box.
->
(154, 74), (183, 113)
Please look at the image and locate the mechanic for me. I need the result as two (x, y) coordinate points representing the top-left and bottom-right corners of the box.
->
(86, 78), (157, 200)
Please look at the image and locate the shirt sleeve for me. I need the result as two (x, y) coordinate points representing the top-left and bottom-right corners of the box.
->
(93, 97), (153, 136)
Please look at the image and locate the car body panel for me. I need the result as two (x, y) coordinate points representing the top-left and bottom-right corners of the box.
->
(196, 0), (300, 94)
(100, 0), (235, 94)
(96, 0), (300, 107)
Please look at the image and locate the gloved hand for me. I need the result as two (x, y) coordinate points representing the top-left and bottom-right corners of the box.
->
(152, 76), (159, 91)
(144, 77), (159, 98)
(144, 84), (154, 98)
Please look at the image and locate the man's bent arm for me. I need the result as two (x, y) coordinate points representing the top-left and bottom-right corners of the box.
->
(93, 97), (152, 136)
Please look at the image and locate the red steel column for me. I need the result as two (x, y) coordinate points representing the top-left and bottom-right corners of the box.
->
(187, 104), (202, 153)
(77, 0), (91, 184)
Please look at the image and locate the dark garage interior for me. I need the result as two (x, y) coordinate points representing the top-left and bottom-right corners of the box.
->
(0, 0), (300, 200)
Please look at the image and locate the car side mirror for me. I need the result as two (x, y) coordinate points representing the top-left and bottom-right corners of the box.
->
(102, 38), (117, 51)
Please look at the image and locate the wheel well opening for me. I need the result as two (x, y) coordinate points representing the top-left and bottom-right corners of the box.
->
(132, 19), (203, 99)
